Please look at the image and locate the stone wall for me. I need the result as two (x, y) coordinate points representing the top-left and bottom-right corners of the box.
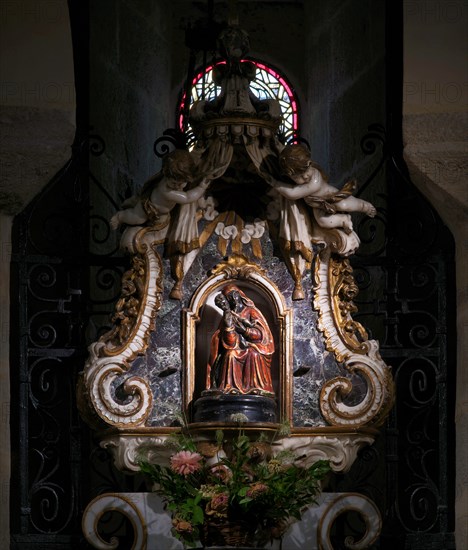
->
(303, 0), (388, 346)
(0, 0), (75, 215)
(0, 2), (75, 547)
(304, 0), (386, 184)
(402, 1), (467, 546)
(90, 0), (172, 192)
(87, 0), (173, 336)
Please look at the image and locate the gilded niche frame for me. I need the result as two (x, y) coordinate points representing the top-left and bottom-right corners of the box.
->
(182, 256), (293, 425)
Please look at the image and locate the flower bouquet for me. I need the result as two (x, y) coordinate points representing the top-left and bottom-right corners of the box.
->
(138, 425), (330, 548)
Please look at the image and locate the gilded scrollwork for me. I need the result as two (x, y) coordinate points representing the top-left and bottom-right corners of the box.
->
(271, 432), (376, 473)
(314, 253), (367, 363)
(98, 428), (375, 474)
(81, 490), (382, 549)
(82, 493), (149, 549)
(100, 432), (176, 472)
(208, 253), (267, 279)
(314, 250), (395, 427)
(319, 341), (395, 427)
(99, 255), (146, 351)
(79, 227), (164, 428)
(329, 256), (370, 355)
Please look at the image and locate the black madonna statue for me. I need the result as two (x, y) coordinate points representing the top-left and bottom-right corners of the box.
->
(194, 284), (277, 424)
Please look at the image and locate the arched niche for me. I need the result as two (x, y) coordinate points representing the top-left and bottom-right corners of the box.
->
(182, 256), (293, 424)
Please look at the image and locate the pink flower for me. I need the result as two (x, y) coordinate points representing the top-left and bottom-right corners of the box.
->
(211, 493), (228, 510)
(246, 483), (268, 498)
(210, 464), (232, 482)
(170, 451), (203, 476)
(206, 492), (229, 517)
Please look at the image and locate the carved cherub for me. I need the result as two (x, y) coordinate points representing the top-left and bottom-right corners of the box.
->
(110, 149), (210, 229)
(109, 149), (213, 301)
(264, 143), (376, 300)
(270, 144), (376, 234)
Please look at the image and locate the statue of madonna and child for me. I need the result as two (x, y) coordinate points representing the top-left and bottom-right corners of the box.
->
(194, 284), (277, 423)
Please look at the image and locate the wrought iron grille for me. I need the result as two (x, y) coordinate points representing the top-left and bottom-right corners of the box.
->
(328, 132), (457, 549)
(9, 134), (146, 549)
(9, 151), (91, 548)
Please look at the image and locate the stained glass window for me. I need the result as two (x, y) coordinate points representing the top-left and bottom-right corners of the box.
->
(178, 60), (299, 144)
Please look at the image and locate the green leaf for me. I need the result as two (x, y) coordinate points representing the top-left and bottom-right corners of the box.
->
(215, 430), (224, 446)
(192, 505), (204, 525)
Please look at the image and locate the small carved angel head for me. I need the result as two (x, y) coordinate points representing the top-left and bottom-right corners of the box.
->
(279, 144), (328, 184)
(279, 144), (311, 177)
(162, 149), (196, 184)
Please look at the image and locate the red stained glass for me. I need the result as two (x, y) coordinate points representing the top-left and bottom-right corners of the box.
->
(178, 59), (299, 143)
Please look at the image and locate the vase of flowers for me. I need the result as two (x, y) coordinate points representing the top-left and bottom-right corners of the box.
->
(138, 423), (330, 548)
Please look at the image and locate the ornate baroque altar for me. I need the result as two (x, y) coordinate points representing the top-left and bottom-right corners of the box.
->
(78, 22), (395, 550)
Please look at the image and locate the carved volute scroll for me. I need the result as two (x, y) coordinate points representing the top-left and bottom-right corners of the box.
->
(78, 226), (164, 427)
(313, 249), (395, 427)
(82, 491), (382, 549)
